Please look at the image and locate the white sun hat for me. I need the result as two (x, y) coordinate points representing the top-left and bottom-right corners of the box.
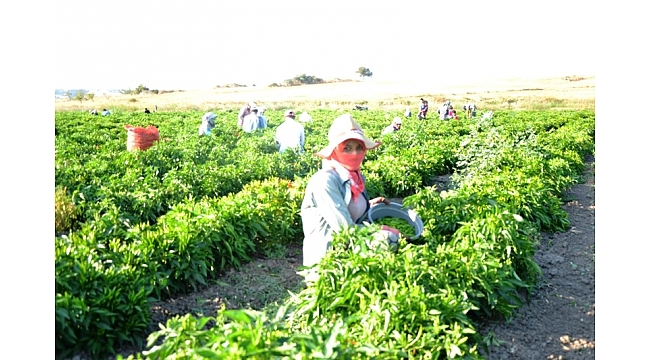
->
(315, 114), (380, 159)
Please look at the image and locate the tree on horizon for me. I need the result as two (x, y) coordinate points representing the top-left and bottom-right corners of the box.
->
(357, 67), (373, 80)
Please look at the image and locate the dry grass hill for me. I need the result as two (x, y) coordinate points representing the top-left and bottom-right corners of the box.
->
(54, 75), (594, 112)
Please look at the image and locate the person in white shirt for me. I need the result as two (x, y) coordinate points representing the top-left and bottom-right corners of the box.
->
(242, 107), (266, 133)
(238, 102), (255, 127)
(381, 117), (403, 135)
(299, 111), (313, 123)
(275, 110), (305, 154)
(437, 101), (451, 120)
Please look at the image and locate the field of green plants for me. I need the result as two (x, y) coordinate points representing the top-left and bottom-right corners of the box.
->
(55, 107), (595, 359)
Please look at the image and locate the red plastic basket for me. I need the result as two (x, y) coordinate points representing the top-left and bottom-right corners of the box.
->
(125, 125), (160, 151)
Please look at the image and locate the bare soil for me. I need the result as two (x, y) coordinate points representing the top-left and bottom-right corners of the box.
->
(148, 245), (306, 326)
(69, 75), (595, 359)
(478, 156), (595, 359)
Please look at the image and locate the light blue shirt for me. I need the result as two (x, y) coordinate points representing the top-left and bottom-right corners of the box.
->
(242, 113), (266, 133)
(258, 115), (268, 129)
(300, 167), (371, 267)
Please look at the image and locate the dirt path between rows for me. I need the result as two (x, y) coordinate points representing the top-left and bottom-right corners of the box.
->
(478, 155), (595, 359)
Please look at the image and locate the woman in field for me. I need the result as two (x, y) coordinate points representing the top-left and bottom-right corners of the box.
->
(381, 117), (403, 135)
(448, 105), (458, 120)
(198, 112), (217, 136)
(300, 114), (401, 269)
(237, 102), (255, 127)
(418, 99), (429, 120)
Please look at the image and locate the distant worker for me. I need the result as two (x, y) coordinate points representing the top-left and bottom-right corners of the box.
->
(144, 108), (151, 114)
(198, 112), (217, 136)
(101, 108), (111, 116)
(437, 101), (451, 120)
(299, 111), (313, 122)
(404, 108), (412, 118)
(417, 99), (428, 120)
(241, 107), (266, 133)
(259, 108), (268, 129)
(481, 111), (494, 121)
(275, 110), (305, 154)
(381, 117), (403, 135)
(448, 105), (458, 120)
(89, 109), (98, 115)
(463, 103), (478, 119)
(238, 102), (255, 127)
(258, 107), (268, 128)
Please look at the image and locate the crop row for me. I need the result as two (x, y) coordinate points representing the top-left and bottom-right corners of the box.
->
(55, 108), (595, 359)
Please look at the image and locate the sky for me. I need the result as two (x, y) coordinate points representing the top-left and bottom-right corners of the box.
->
(54, 0), (597, 90)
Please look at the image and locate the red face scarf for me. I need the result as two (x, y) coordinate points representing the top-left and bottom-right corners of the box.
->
(330, 142), (366, 201)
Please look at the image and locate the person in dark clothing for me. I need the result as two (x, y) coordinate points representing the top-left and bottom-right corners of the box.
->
(418, 99), (428, 120)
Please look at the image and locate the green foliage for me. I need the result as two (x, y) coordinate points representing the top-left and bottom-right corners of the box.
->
(284, 74), (324, 86)
(120, 85), (160, 95)
(138, 305), (398, 359)
(373, 217), (415, 237)
(55, 174), (305, 356)
(445, 211), (541, 318)
(288, 225), (480, 358)
(134, 84), (149, 94)
(357, 67), (373, 79)
(74, 90), (87, 103)
(55, 233), (153, 359)
(55, 186), (79, 234)
(54, 108), (595, 359)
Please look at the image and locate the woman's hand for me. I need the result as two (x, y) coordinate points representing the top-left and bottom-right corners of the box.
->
(381, 225), (400, 236)
(369, 197), (391, 206)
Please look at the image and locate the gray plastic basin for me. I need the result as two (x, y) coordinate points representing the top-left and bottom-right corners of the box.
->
(368, 202), (424, 239)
